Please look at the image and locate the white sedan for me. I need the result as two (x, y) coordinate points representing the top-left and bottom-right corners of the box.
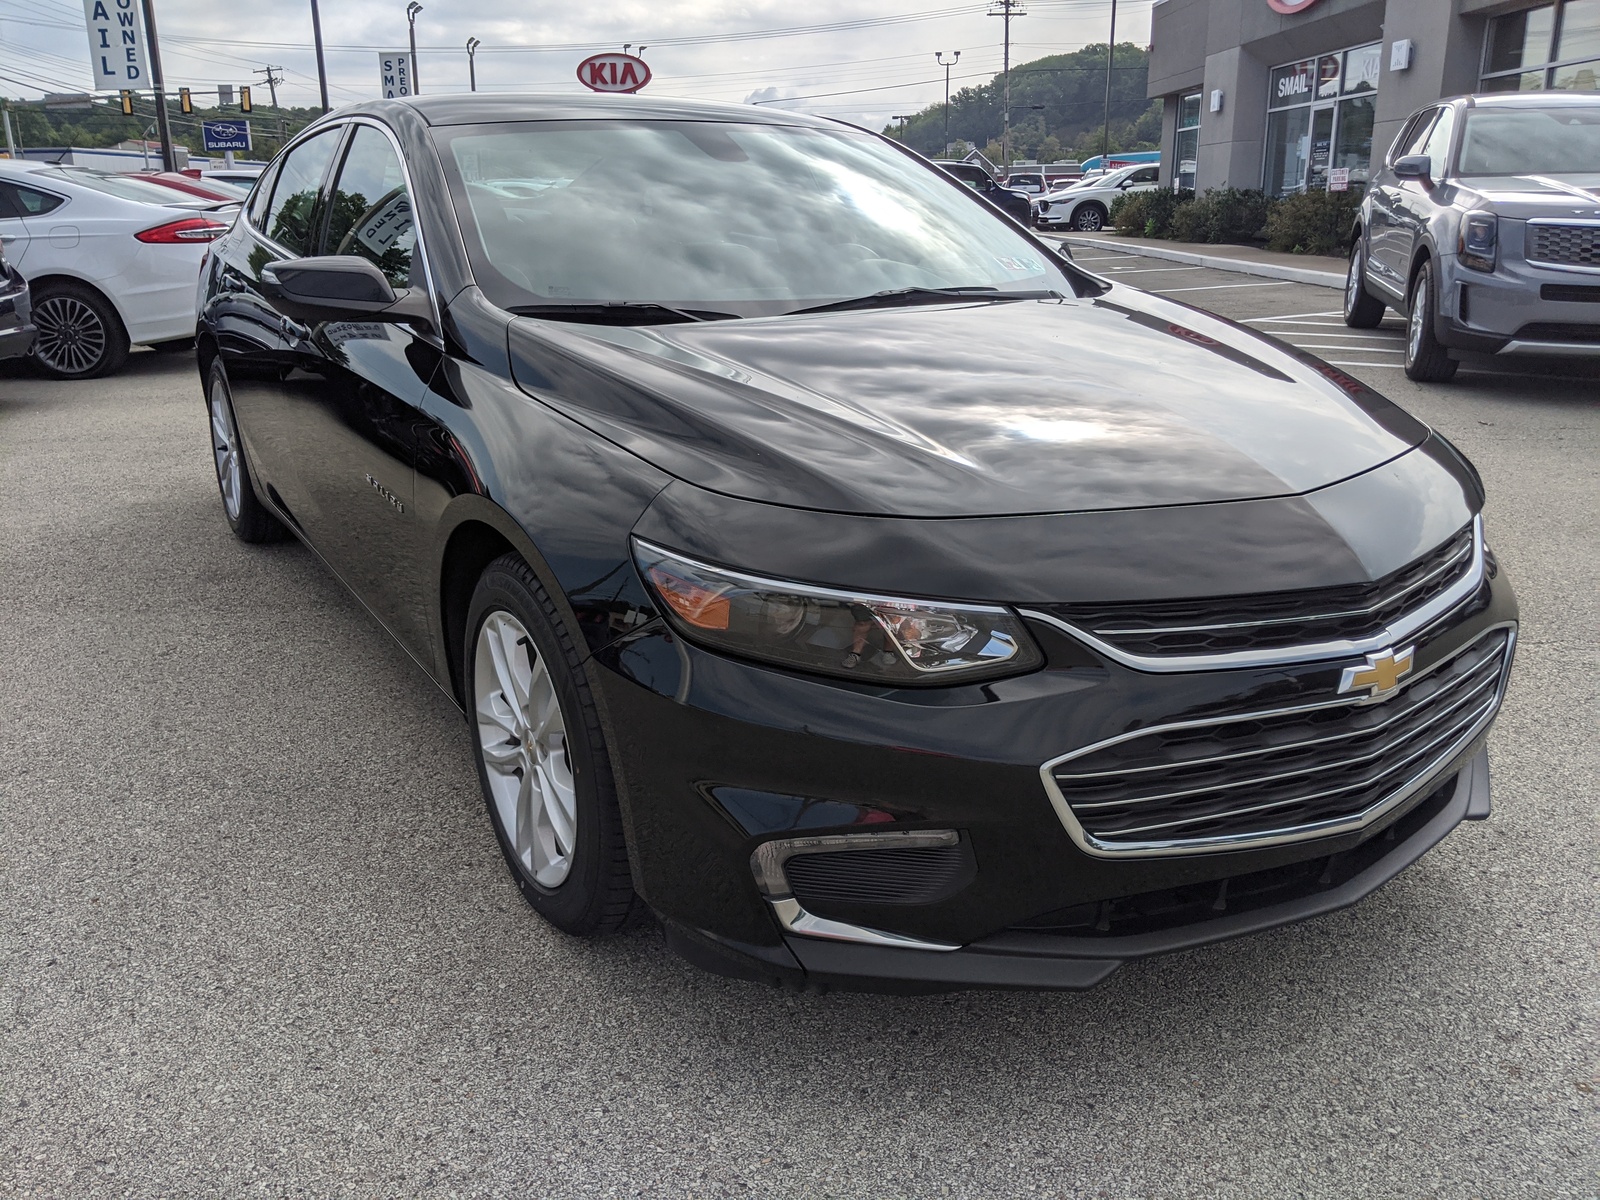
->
(0, 161), (233, 378)
(1032, 164), (1161, 232)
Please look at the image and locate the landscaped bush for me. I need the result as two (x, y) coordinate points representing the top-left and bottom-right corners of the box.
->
(1264, 188), (1364, 255)
(1109, 188), (1194, 239)
(1178, 188), (1274, 245)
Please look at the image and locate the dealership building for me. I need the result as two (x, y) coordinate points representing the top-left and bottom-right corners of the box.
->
(1149, 0), (1600, 195)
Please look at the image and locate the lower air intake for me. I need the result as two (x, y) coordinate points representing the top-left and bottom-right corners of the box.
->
(784, 844), (972, 906)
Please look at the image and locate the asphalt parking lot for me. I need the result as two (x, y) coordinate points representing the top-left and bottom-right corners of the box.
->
(2, 259), (1596, 1198)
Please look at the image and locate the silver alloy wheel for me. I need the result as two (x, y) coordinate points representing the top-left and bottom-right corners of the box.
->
(474, 611), (577, 888)
(209, 377), (243, 521)
(33, 294), (107, 376)
(1408, 275), (1427, 362)
(1075, 206), (1103, 231)
(1346, 247), (1363, 313)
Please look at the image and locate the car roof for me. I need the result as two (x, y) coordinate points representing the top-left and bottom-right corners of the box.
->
(0, 160), (53, 175)
(1448, 91), (1600, 110)
(320, 93), (843, 130)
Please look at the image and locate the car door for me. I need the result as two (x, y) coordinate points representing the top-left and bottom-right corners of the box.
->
(215, 127), (344, 526)
(1369, 110), (1437, 290)
(1393, 105), (1457, 295)
(271, 120), (440, 665)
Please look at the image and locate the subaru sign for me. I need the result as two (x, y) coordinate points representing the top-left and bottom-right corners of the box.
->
(201, 120), (252, 153)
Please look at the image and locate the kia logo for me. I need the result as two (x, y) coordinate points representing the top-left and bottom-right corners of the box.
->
(576, 53), (652, 94)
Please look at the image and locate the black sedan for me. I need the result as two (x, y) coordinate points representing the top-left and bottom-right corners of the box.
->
(0, 246), (34, 362)
(198, 95), (1517, 992)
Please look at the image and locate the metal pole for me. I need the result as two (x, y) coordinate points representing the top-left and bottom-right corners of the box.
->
(2, 106), (17, 159)
(1101, 0), (1118, 164)
(141, 0), (177, 171)
(467, 38), (479, 91)
(310, 0), (330, 113)
(407, 3), (423, 95)
(937, 51), (960, 154)
(1002, 8), (1011, 170)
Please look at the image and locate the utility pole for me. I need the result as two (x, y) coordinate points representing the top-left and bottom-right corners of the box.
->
(988, 0), (1025, 171)
(891, 114), (913, 141)
(467, 37), (480, 91)
(1101, 0), (1118, 164)
(936, 51), (960, 154)
(254, 65), (284, 109)
(2, 105), (18, 160)
(141, 0), (177, 171)
(406, 3), (424, 95)
(309, 0), (330, 113)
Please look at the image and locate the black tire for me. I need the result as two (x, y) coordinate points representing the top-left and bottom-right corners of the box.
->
(1073, 203), (1107, 232)
(1343, 238), (1386, 329)
(465, 553), (639, 936)
(30, 281), (130, 380)
(206, 359), (287, 543)
(1404, 259), (1459, 383)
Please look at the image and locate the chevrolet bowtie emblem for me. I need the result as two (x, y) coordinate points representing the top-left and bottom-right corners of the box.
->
(1338, 646), (1415, 703)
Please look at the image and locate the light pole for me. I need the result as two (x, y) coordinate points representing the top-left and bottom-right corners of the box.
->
(309, 0), (329, 113)
(406, 1), (423, 95)
(467, 37), (480, 92)
(1101, 0), (1118, 163)
(891, 114), (913, 141)
(936, 51), (960, 153)
(1008, 104), (1044, 167)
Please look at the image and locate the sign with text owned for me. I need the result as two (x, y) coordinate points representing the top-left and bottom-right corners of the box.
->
(84, 0), (149, 89)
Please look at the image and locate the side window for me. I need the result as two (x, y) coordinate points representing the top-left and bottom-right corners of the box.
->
(262, 129), (341, 256)
(246, 163), (281, 229)
(0, 184), (20, 219)
(1395, 110), (1438, 162)
(1131, 167), (1160, 185)
(322, 125), (416, 289)
(7, 184), (65, 215)
(1419, 105), (1457, 180)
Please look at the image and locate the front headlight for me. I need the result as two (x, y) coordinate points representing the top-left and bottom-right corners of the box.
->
(633, 540), (1044, 685)
(1459, 212), (1498, 272)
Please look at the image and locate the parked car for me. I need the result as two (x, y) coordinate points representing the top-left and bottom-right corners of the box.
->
(0, 161), (231, 378)
(1034, 164), (1161, 231)
(0, 245), (35, 362)
(1346, 91), (1600, 382)
(1004, 172), (1047, 195)
(931, 160), (1033, 225)
(136, 171), (252, 202)
(198, 94), (1515, 993)
(202, 169), (266, 190)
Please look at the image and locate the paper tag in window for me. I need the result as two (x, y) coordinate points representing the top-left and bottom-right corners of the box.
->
(995, 256), (1041, 272)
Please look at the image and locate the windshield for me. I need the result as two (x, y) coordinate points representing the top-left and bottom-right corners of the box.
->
(1457, 106), (1600, 176)
(35, 167), (198, 205)
(434, 119), (1074, 316)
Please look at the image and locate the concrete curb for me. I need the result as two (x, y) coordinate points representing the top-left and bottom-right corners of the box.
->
(1046, 233), (1346, 290)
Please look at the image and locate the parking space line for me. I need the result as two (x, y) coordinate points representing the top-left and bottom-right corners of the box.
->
(1101, 265), (1204, 274)
(1066, 254), (1133, 262)
(1326, 361), (1405, 368)
(1294, 344), (1405, 353)
(1242, 311), (1344, 322)
(1152, 281), (1296, 293)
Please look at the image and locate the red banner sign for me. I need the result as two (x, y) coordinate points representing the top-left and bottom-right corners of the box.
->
(576, 53), (652, 94)
(1267, 0), (1322, 12)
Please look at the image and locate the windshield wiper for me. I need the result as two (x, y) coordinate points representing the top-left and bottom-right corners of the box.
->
(789, 286), (1063, 316)
(507, 301), (740, 325)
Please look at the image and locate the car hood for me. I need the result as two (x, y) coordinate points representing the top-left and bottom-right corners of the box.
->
(1457, 173), (1600, 221)
(506, 288), (1428, 518)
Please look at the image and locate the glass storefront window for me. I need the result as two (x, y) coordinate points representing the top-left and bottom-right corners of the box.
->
(1333, 94), (1376, 184)
(1557, 0), (1600, 60)
(1269, 60), (1317, 108)
(1316, 55), (1342, 99)
(1486, 5), (1556, 74)
(1482, 1), (1600, 90)
(1178, 92), (1202, 128)
(1343, 44), (1381, 94)
(1265, 107), (1311, 195)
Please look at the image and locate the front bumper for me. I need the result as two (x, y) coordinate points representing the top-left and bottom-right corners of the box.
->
(589, 558), (1517, 992)
(1441, 248), (1600, 358)
(0, 322), (36, 362)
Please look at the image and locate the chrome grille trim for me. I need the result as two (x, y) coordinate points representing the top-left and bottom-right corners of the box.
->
(1527, 219), (1600, 272)
(1019, 516), (1484, 673)
(1039, 623), (1516, 858)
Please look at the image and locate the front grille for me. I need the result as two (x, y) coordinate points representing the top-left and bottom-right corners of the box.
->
(1528, 223), (1600, 268)
(784, 844), (972, 906)
(1045, 629), (1511, 854)
(1513, 321), (1600, 343)
(1039, 523), (1475, 659)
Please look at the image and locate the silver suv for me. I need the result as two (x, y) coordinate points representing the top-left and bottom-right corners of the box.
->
(1345, 92), (1600, 382)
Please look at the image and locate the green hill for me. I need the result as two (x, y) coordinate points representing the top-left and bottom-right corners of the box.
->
(887, 42), (1160, 165)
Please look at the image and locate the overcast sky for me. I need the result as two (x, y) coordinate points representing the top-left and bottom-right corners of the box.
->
(2, 0), (1152, 130)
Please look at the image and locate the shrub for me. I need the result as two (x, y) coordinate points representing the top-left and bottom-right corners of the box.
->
(1110, 188), (1193, 239)
(1168, 188), (1273, 244)
(1264, 188), (1364, 255)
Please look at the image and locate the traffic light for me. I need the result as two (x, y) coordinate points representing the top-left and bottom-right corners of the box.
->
(179, 87), (192, 114)
(120, 90), (134, 115)
(239, 86), (252, 113)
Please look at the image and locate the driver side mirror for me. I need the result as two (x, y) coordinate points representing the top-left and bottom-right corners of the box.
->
(260, 256), (432, 330)
(1393, 154), (1433, 183)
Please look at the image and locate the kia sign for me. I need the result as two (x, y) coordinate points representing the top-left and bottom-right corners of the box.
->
(576, 53), (651, 94)
(1267, 0), (1323, 12)
(201, 120), (251, 152)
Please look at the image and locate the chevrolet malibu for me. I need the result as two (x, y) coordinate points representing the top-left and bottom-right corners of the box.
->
(197, 95), (1517, 992)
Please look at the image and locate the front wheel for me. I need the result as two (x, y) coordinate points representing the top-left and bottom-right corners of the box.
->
(1404, 259), (1458, 383)
(207, 360), (286, 543)
(1073, 203), (1107, 232)
(1343, 239), (1386, 328)
(466, 554), (638, 936)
